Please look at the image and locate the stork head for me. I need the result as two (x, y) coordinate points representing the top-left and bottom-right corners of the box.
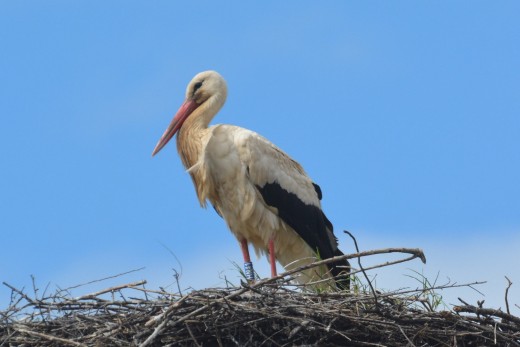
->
(152, 70), (227, 156)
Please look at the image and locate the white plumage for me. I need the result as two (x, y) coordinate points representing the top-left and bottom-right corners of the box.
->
(153, 71), (349, 289)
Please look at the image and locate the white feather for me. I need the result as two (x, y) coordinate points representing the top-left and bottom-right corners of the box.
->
(197, 125), (332, 286)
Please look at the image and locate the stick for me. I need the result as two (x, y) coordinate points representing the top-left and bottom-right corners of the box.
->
(344, 230), (378, 307)
(62, 267), (146, 291)
(73, 280), (147, 301)
(2, 282), (39, 306)
(15, 326), (87, 347)
(505, 276), (513, 315)
(454, 305), (520, 326)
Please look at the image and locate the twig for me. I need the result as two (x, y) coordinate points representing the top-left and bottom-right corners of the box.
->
(344, 230), (379, 308)
(505, 276), (513, 315)
(454, 305), (520, 326)
(61, 267), (146, 291)
(2, 282), (39, 306)
(15, 326), (87, 347)
(397, 324), (416, 347)
(185, 322), (202, 347)
(73, 280), (147, 301)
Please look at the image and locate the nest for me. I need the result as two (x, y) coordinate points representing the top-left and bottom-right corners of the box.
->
(1, 247), (519, 346)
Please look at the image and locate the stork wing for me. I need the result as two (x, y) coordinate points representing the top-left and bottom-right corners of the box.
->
(223, 125), (340, 261)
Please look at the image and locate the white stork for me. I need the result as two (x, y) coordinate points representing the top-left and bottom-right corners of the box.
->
(152, 71), (350, 289)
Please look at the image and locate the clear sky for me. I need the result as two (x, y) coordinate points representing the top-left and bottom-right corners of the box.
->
(1, 2), (519, 311)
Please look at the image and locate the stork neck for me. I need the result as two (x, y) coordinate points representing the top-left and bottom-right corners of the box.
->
(176, 93), (225, 169)
(184, 93), (225, 132)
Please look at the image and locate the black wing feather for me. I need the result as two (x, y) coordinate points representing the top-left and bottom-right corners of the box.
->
(257, 182), (335, 259)
(256, 182), (350, 289)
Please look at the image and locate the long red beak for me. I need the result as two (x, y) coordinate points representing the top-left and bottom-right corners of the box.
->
(152, 100), (199, 156)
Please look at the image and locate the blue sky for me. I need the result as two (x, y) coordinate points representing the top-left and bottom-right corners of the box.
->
(1, 2), (519, 310)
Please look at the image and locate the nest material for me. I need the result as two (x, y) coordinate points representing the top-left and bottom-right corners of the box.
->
(1, 248), (519, 347)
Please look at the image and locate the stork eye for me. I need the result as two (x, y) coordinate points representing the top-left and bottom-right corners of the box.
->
(193, 81), (203, 93)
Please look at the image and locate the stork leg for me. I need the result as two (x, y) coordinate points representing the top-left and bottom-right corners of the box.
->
(268, 237), (277, 277)
(240, 239), (255, 282)
(240, 239), (251, 262)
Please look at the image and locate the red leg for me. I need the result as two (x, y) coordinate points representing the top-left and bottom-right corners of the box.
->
(240, 239), (255, 282)
(240, 239), (251, 263)
(268, 237), (277, 277)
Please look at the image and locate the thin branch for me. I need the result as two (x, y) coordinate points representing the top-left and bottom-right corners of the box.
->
(61, 267), (146, 291)
(15, 326), (87, 347)
(72, 280), (147, 301)
(454, 305), (520, 326)
(2, 282), (39, 305)
(344, 230), (379, 308)
(505, 276), (513, 315)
